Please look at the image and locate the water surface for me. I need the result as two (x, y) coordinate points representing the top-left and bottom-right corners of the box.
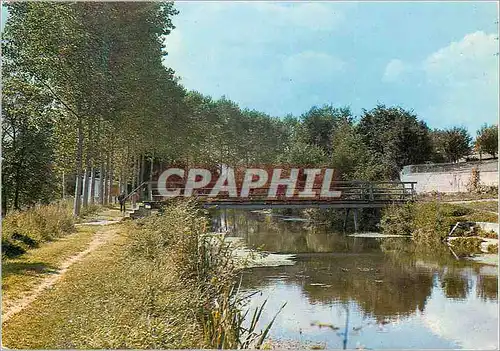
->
(221, 210), (499, 350)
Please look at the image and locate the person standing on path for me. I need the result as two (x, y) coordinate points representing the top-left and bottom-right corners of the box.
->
(118, 192), (126, 212)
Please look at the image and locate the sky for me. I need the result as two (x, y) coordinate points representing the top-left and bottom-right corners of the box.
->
(163, 1), (499, 133)
(2, 2), (499, 133)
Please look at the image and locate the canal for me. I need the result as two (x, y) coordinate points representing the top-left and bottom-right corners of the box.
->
(217, 209), (499, 350)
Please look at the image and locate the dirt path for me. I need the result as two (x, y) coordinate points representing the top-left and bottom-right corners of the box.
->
(2, 225), (118, 323)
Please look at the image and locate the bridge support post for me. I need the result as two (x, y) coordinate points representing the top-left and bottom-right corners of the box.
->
(224, 208), (228, 232)
(217, 213), (222, 232)
(353, 209), (359, 232)
(343, 208), (350, 232)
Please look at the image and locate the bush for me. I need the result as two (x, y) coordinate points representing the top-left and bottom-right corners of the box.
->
(477, 228), (498, 238)
(412, 203), (461, 243)
(380, 203), (414, 236)
(79, 204), (102, 219)
(449, 237), (484, 257)
(2, 202), (75, 258)
(487, 244), (498, 254)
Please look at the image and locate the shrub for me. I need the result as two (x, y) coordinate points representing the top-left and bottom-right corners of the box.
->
(2, 202), (75, 259)
(380, 203), (414, 236)
(380, 201), (486, 246)
(465, 212), (498, 223)
(476, 228), (498, 238)
(79, 204), (102, 219)
(449, 237), (484, 257)
(1, 237), (28, 258)
(487, 243), (498, 254)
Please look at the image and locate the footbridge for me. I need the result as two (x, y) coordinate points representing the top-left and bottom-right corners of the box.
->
(124, 180), (416, 230)
(137, 180), (417, 210)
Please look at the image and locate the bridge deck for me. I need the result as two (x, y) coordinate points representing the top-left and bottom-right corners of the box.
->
(139, 181), (417, 210)
(199, 200), (410, 209)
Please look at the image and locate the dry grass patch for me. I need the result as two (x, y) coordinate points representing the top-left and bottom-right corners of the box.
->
(2, 225), (99, 313)
(2, 202), (75, 258)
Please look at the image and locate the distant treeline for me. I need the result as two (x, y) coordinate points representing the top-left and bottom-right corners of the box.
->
(1, 2), (497, 215)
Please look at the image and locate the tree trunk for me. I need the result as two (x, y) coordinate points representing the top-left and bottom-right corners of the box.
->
(99, 158), (105, 205)
(124, 145), (130, 194)
(108, 153), (114, 204)
(132, 154), (137, 191)
(13, 150), (23, 210)
(140, 153), (145, 201)
(136, 154), (141, 190)
(90, 165), (96, 204)
(2, 186), (7, 216)
(104, 153), (110, 205)
(118, 170), (123, 196)
(73, 120), (84, 217)
(148, 153), (154, 201)
(62, 171), (66, 200)
(82, 124), (93, 208)
(82, 156), (90, 208)
(13, 169), (20, 210)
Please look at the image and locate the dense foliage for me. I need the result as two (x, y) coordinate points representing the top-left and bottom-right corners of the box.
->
(126, 201), (280, 349)
(475, 124), (498, 158)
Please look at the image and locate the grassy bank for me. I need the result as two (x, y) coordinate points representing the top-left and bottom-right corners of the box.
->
(381, 200), (498, 248)
(417, 187), (498, 202)
(2, 201), (276, 349)
(458, 200), (498, 213)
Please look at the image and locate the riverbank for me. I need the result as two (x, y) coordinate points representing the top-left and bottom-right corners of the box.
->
(1, 202), (274, 349)
(380, 199), (498, 264)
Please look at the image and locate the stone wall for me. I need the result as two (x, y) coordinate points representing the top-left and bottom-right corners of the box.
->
(400, 160), (498, 193)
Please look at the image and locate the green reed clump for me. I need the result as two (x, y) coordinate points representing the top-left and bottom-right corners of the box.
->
(2, 202), (75, 258)
(126, 200), (281, 349)
(475, 227), (497, 238)
(380, 203), (415, 236)
(79, 203), (102, 219)
(381, 201), (492, 246)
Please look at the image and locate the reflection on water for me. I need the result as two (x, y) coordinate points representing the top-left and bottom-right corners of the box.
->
(219, 210), (499, 349)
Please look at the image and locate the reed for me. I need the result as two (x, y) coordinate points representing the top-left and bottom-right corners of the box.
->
(127, 199), (282, 348)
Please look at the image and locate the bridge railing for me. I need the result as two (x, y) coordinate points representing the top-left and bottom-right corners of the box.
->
(145, 180), (416, 203)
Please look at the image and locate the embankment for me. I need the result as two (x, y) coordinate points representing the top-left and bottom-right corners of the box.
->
(2, 202), (275, 349)
(380, 200), (498, 264)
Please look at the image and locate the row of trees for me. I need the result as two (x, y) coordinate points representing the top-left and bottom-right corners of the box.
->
(2, 2), (182, 215)
(1, 2), (497, 215)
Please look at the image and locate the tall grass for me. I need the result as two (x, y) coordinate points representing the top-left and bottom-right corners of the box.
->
(79, 203), (103, 219)
(381, 201), (496, 246)
(2, 202), (75, 258)
(126, 200), (282, 349)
